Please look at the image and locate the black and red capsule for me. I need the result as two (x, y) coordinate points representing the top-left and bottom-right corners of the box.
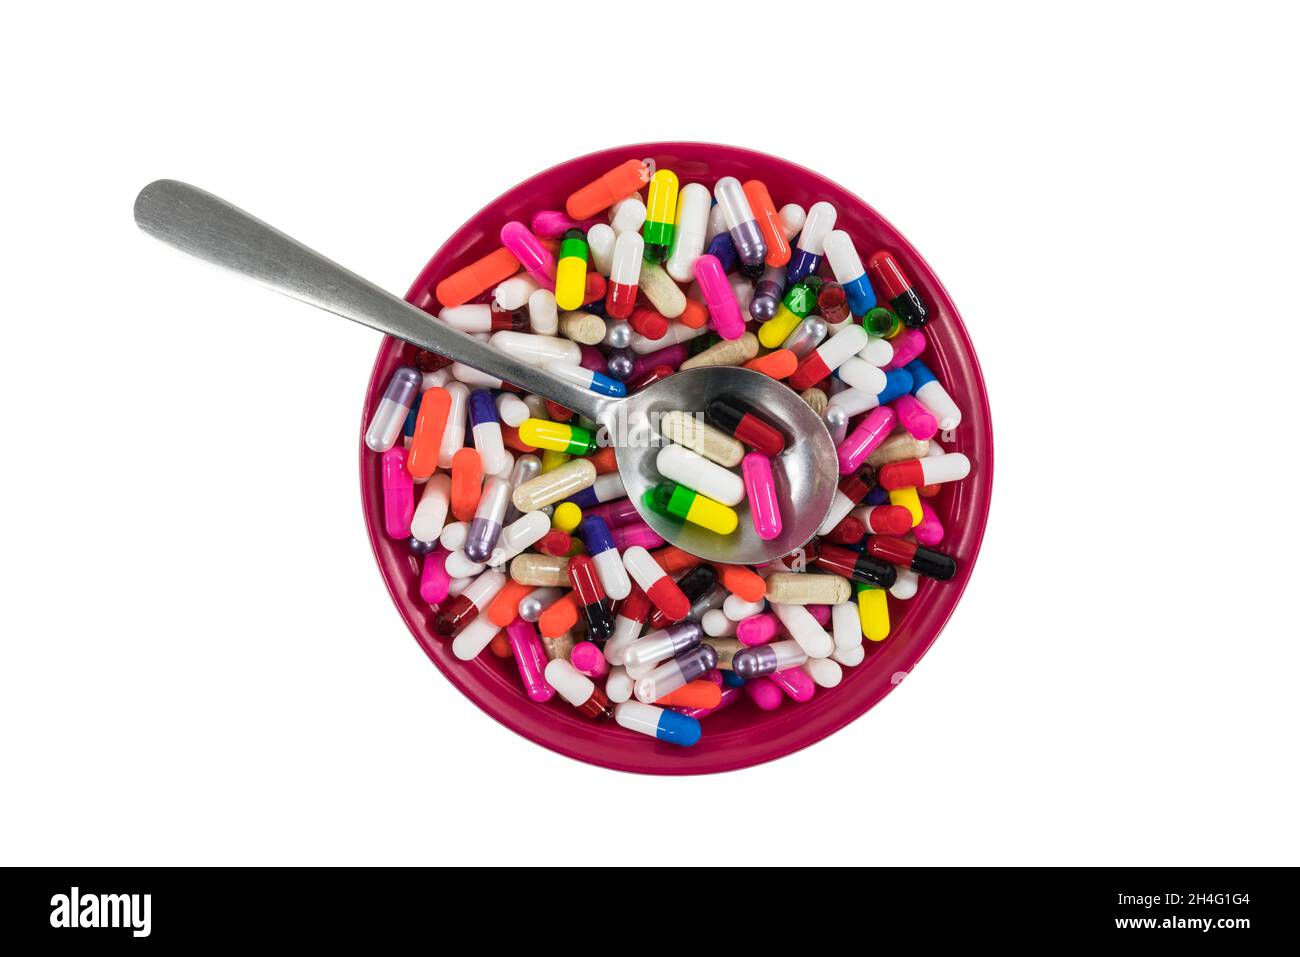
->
(567, 554), (615, 644)
(866, 536), (957, 581)
(705, 395), (785, 457)
(814, 543), (897, 589)
(867, 251), (929, 329)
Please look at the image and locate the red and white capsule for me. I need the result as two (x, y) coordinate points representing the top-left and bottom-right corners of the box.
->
(878, 452), (971, 490)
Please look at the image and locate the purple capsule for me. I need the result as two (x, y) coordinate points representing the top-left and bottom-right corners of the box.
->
(464, 476), (510, 562)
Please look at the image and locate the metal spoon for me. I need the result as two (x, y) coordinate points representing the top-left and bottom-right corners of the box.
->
(133, 180), (837, 564)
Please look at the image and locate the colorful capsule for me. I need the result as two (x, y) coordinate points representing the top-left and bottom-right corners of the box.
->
(818, 462), (880, 535)
(433, 569), (507, 639)
(566, 158), (651, 221)
(786, 201), (836, 284)
(665, 182), (711, 282)
(822, 230), (877, 316)
(692, 253), (746, 340)
(406, 386), (451, 479)
(623, 620), (704, 674)
(634, 644), (717, 703)
(464, 389), (507, 476)
(757, 277), (821, 348)
(887, 486), (923, 527)
(505, 617), (555, 702)
(605, 230), (643, 320)
(656, 444), (744, 507)
(512, 458), (597, 511)
(438, 304), (527, 333)
(499, 221), (556, 289)
(705, 395), (786, 457)
(517, 418), (597, 456)
(564, 473), (625, 509)
(851, 504), (915, 537)
(615, 701), (701, 747)
(621, 546), (691, 622)
(365, 365), (422, 453)
(749, 264), (787, 321)
(489, 330), (582, 368)
(742, 179), (791, 267)
(464, 476), (510, 563)
(579, 516), (632, 600)
(605, 586), (651, 666)
(544, 658), (615, 719)
(867, 535), (956, 581)
(567, 554), (615, 644)
(905, 359), (962, 431)
(435, 247), (520, 309)
(554, 229), (589, 311)
(644, 481), (738, 535)
(868, 251), (930, 328)
(789, 324), (869, 390)
(892, 393), (938, 440)
(849, 582), (888, 643)
(381, 447), (414, 540)
(544, 360), (627, 398)
(838, 407), (897, 475)
(712, 176), (766, 266)
(814, 543), (898, 589)
(642, 169), (679, 263)
(864, 306), (902, 339)
(879, 451), (971, 490)
(732, 639), (808, 679)
(741, 452), (782, 541)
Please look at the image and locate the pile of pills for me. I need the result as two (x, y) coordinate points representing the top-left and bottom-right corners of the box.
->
(367, 156), (973, 750)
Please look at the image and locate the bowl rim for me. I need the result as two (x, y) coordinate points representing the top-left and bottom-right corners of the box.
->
(359, 141), (994, 775)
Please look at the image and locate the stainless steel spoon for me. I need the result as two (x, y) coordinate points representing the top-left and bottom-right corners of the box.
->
(133, 180), (837, 564)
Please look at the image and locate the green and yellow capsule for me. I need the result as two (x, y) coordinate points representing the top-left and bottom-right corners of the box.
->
(519, 418), (597, 456)
(555, 229), (589, 311)
(644, 481), (738, 536)
(642, 170), (679, 264)
(758, 276), (823, 348)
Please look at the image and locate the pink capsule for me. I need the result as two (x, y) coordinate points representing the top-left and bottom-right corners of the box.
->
(884, 328), (927, 370)
(892, 393), (938, 440)
(807, 604), (833, 627)
(505, 616), (555, 703)
(419, 547), (453, 605)
(736, 612), (781, 647)
(692, 254), (746, 340)
(570, 640), (610, 678)
(609, 519), (666, 550)
(530, 209), (599, 239)
(771, 666), (816, 702)
(500, 222), (556, 289)
(741, 452), (782, 540)
(381, 447), (414, 539)
(915, 500), (946, 546)
(837, 406), (897, 474)
(744, 675), (784, 711)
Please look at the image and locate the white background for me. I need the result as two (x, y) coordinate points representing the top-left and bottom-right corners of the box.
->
(2, 1), (1296, 866)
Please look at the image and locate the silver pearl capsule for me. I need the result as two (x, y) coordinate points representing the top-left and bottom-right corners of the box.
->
(605, 348), (635, 381)
(823, 404), (850, 445)
(603, 320), (633, 350)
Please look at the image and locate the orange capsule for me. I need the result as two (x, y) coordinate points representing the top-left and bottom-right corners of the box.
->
(713, 563), (766, 603)
(450, 447), (483, 522)
(435, 247), (520, 308)
(406, 387), (451, 479)
(487, 580), (534, 628)
(652, 545), (704, 576)
(919, 483), (941, 498)
(743, 180), (791, 267)
(655, 679), (723, 710)
(582, 272), (607, 305)
(538, 591), (579, 638)
(489, 632), (513, 658)
(677, 298), (710, 329)
(588, 446), (618, 475)
(566, 159), (652, 220)
(744, 349), (798, 380)
(502, 424), (537, 453)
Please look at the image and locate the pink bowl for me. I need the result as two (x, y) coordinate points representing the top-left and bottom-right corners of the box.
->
(360, 142), (993, 774)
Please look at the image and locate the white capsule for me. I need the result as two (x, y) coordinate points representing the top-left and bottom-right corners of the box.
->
(489, 331), (582, 368)
(723, 595), (766, 621)
(527, 288), (559, 336)
(666, 183), (711, 283)
(439, 520), (469, 551)
(837, 357), (889, 395)
(492, 274), (540, 311)
(832, 600), (864, 651)
(410, 473), (451, 543)
(828, 386), (883, 416)
(444, 549), (486, 579)
(606, 665), (634, 703)
(487, 511), (551, 566)
(592, 549), (632, 601)
(823, 230), (868, 284)
(796, 202), (837, 256)
(811, 325), (869, 378)
(438, 304), (497, 332)
(655, 445), (744, 507)
(630, 320), (708, 354)
(609, 196), (647, 234)
(587, 223), (616, 277)
(610, 230), (645, 286)
(438, 382), (469, 470)
(702, 609), (736, 637)
(915, 378), (963, 431)
(704, 203), (728, 245)
(421, 368), (451, 391)
(471, 420), (509, 478)
(451, 363), (505, 389)
(803, 657), (843, 688)
(778, 203), (806, 242)
(545, 658), (598, 708)
(495, 392), (530, 427)
(890, 567), (920, 600)
(831, 643), (866, 667)
(772, 603), (835, 659)
(452, 613), (500, 661)
(857, 334), (894, 367)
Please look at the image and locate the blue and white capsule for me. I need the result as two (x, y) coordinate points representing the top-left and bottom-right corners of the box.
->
(822, 230), (877, 316)
(544, 360), (627, 398)
(467, 389), (510, 476)
(564, 473), (626, 509)
(905, 359), (962, 431)
(786, 201), (836, 284)
(578, 515), (632, 600)
(614, 701), (702, 747)
(828, 368), (915, 417)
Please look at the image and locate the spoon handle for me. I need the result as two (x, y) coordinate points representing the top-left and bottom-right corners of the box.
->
(133, 179), (612, 423)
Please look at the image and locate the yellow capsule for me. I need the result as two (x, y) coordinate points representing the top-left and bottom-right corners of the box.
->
(687, 494), (738, 535)
(552, 502), (583, 533)
(540, 449), (571, 473)
(856, 585), (891, 642)
(757, 304), (803, 349)
(647, 481), (738, 535)
(555, 230), (589, 311)
(888, 486), (923, 527)
(519, 417), (596, 455)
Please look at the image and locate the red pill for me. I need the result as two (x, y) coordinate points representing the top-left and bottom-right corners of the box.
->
(866, 535), (957, 581)
(705, 395), (785, 457)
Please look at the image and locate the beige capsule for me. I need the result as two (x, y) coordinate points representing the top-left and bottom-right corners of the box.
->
(681, 332), (759, 371)
(703, 637), (743, 671)
(867, 432), (931, 467)
(541, 629), (577, 662)
(558, 310), (607, 345)
(765, 572), (852, 605)
(512, 458), (596, 511)
(800, 388), (828, 416)
(510, 552), (571, 587)
(638, 261), (686, 318)
(659, 410), (744, 468)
